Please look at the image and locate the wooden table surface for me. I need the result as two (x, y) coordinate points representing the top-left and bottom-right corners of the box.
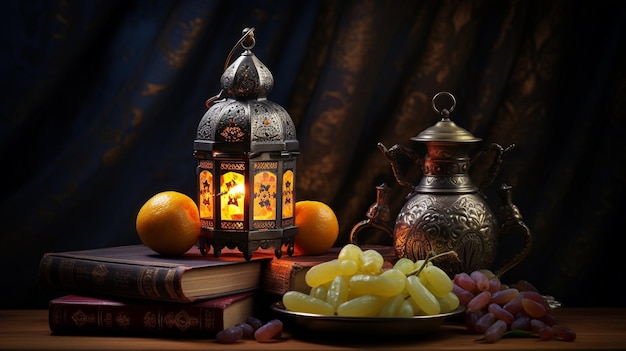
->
(1, 308), (625, 350)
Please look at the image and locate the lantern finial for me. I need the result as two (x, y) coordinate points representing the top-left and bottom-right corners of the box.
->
(205, 27), (256, 108)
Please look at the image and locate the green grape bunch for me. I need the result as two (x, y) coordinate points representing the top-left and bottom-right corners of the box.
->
(281, 244), (460, 318)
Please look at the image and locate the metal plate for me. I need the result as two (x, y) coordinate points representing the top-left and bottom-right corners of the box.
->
(270, 301), (465, 341)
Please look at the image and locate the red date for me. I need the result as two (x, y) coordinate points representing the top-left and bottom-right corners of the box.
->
(522, 298), (547, 318)
(216, 326), (244, 344)
(484, 320), (507, 343)
(491, 288), (520, 305)
(470, 270), (490, 292)
(474, 312), (496, 333)
(235, 322), (254, 338)
(552, 324), (576, 341)
(451, 275), (577, 344)
(254, 319), (283, 342)
(453, 283), (475, 306)
(245, 316), (264, 331)
(454, 272), (479, 294)
(467, 291), (491, 313)
(488, 303), (514, 325)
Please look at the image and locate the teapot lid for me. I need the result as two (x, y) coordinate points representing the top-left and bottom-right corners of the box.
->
(411, 92), (481, 143)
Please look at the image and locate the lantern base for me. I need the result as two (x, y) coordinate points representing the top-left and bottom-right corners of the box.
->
(198, 228), (297, 261)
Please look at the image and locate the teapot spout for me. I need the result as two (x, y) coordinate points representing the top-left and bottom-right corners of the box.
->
(349, 183), (394, 245)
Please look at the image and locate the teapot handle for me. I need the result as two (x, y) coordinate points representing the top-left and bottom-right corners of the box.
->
(473, 143), (515, 195)
(377, 142), (422, 192)
(492, 183), (532, 278)
(350, 183), (394, 245)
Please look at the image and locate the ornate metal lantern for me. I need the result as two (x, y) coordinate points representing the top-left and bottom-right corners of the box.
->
(194, 28), (299, 261)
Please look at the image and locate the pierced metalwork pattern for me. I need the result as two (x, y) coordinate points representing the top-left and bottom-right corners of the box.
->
(224, 59), (260, 98)
(221, 221), (244, 230)
(251, 101), (282, 141)
(200, 218), (214, 228)
(221, 53), (273, 99)
(220, 162), (245, 171)
(216, 103), (250, 142)
(196, 103), (225, 140)
(250, 54), (273, 97)
(280, 107), (297, 141)
(253, 221), (276, 230)
(197, 99), (297, 144)
(199, 160), (213, 168)
(255, 161), (278, 170)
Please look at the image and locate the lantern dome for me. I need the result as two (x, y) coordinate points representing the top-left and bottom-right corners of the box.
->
(195, 37), (298, 154)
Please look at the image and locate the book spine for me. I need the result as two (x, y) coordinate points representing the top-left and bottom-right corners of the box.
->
(38, 254), (191, 303)
(261, 260), (304, 295)
(48, 301), (226, 337)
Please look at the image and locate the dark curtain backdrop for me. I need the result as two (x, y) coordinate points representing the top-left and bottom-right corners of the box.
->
(2, 0), (625, 309)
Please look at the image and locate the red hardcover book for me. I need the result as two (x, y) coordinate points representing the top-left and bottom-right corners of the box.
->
(38, 245), (272, 303)
(48, 291), (255, 337)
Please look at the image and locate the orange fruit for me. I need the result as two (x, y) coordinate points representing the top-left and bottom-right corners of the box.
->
(293, 200), (339, 255)
(136, 191), (201, 256)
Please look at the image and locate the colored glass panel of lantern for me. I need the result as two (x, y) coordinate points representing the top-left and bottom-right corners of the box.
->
(253, 171), (277, 220)
(199, 170), (213, 220)
(282, 170), (294, 219)
(220, 171), (245, 221)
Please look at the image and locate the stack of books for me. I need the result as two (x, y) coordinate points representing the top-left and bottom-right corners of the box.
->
(38, 244), (272, 337)
(38, 243), (397, 337)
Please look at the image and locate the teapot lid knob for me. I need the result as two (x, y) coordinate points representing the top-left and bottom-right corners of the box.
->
(411, 92), (482, 143)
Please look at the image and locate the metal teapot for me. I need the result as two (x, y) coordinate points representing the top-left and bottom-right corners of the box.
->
(351, 92), (532, 278)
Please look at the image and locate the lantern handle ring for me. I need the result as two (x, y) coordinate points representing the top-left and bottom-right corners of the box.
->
(224, 27), (255, 71)
(205, 27), (256, 108)
(432, 91), (456, 118)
